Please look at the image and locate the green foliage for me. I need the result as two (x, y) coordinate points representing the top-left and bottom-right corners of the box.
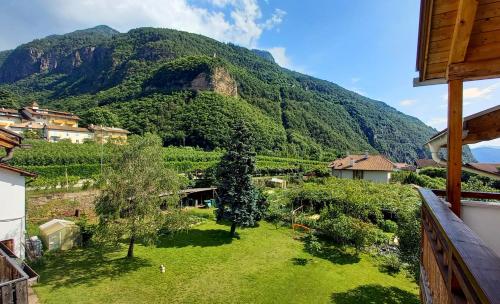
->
(396, 208), (421, 281)
(378, 253), (402, 275)
(418, 167), (446, 179)
(94, 134), (182, 258)
(76, 216), (97, 248)
(80, 107), (121, 127)
(380, 220), (398, 233)
(0, 26), (470, 162)
(303, 233), (323, 255)
(215, 122), (265, 236)
(12, 140), (327, 186)
(391, 171), (446, 189)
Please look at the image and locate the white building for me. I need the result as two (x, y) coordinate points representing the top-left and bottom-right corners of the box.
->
(329, 153), (395, 184)
(44, 125), (93, 143)
(0, 108), (22, 128)
(0, 129), (35, 258)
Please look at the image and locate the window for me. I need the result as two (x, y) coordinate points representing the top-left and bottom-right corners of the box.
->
(353, 170), (364, 180)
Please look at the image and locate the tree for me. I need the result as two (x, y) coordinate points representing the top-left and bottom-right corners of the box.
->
(80, 107), (121, 127)
(215, 122), (265, 237)
(94, 134), (180, 258)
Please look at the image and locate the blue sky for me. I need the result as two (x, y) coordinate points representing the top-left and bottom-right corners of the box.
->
(1, 0), (499, 148)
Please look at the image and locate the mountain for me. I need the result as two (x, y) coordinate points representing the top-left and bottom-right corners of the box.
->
(0, 26), (474, 162)
(471, 147), (500, 163)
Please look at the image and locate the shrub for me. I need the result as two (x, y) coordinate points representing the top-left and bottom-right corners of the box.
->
(319, 214), (382, 252)
(380, 219), (398, 233)
(303, 233), (322, 255)
(76, 217), (97, 248)
(378, 253), (402, 274)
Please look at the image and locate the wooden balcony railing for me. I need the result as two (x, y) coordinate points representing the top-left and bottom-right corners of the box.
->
(419, 188), (500, 304)
(0, 247), (29, 304)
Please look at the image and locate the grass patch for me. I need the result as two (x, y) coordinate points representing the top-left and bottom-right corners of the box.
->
(33, 220), (418, 304)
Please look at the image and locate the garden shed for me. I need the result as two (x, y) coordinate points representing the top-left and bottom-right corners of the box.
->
(39, 219), (80, 251)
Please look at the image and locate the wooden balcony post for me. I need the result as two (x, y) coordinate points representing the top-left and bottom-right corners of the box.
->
(447, 79), (463, 217)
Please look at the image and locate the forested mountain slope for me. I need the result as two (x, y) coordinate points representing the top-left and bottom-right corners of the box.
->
(0, 25), (473, 162)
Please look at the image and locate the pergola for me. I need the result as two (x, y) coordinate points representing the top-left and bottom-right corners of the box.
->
(416, 0), (500, 216)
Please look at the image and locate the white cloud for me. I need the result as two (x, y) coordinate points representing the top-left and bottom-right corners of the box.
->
(469, 138), (500, 148)
(427, 117), (447, 129)
(267, 47), (291, 68)
(351, 77), (360, 83)
(463, 82), (500, 100)
(43, 0), (285, 48)
(399, 99), (416, 106)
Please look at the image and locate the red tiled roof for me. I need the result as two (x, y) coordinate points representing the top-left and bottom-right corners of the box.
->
(0, 108), (20, 114)
(23, 107), (80, 120)
(415, 159), (445, 168)
(329, 154), (395, 171)
(465, 163), (500, 177)
(0, 163), (36, 177)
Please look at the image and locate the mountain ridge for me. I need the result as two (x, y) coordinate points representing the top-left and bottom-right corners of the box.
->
(0, 26), (474, 162)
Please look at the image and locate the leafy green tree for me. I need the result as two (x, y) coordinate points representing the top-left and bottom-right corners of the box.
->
(94, 134), (180, 258)
(80, 107), (121, 127)
(215, 122), (265, 237)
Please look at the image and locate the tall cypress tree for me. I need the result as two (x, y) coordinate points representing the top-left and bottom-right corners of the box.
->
(216, 122), (264, 237)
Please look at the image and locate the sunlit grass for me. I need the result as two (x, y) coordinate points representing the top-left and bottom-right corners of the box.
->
(33, 219), (419, 304)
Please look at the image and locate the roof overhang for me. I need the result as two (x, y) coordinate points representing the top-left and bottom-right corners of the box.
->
(415, 0), (500, 86)
(427, 105), (500, 146)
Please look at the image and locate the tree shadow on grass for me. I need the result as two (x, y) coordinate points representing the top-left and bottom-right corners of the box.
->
(330, 284), (419, 304)
(307, 245), (361, 265)
(34, 248), (151, 290)
(156, 228), (234, 248)
(290, 257), (313, 266)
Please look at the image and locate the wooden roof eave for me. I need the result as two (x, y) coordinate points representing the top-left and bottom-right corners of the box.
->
(426, 105), (500, 146)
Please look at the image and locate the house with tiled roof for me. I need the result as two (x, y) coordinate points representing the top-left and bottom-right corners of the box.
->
(0, 102), (130, 144)
(0, 128), (36, 259)
(328, 153), (395, 183)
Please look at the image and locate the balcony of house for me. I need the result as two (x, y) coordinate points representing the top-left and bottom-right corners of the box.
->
(419, 189), (500, 304)
(0, 246), (30, 304)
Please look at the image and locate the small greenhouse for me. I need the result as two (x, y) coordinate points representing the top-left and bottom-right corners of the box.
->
(39, 219), (80, 251)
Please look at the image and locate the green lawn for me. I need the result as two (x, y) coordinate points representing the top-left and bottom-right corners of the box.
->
(33, 218), (419, 304)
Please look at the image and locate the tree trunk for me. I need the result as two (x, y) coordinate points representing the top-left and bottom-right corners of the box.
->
(230, 222), (237, 237)
(127, 236), (135, 258)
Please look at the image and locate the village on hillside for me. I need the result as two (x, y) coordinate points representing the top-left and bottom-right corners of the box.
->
(0, 101), (129, 144)
(0, 1), (500, 304)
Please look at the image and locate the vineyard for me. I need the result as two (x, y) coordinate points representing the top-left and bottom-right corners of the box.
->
(10, 140), (328, 188)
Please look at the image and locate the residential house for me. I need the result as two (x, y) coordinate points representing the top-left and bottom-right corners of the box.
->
(20, 101), (79, 127)
(329, 153), (394, 183)
(415, 158), (445, 169)
(44, 125), (93, 144)
(0, 101), (130, 143)
(0, 108), (22, 127)
(88, 124), (130, 144)
(0, 128), (36, 259)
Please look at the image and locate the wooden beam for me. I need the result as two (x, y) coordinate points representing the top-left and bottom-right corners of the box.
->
(446, 79), (463, 217)
(447, 0), (478, 66)
(448, 57), (500, 80)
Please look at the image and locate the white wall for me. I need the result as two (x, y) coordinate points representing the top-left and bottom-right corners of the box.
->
(46, 129), (93, 144)
(332, 169), (390, 183)
(461, 201), (500, 257)
(332, 170), (353, 179)
(0, 169), (26, 258)
(363, 171), (390, 183)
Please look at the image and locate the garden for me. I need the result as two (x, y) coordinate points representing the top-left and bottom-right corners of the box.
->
(28, 132), (421, 303)
(32, 210), (419, 304)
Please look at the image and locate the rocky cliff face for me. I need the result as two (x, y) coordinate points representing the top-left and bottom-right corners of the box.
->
(0, 25), (118, 83)
(190, 67), (237, 97)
